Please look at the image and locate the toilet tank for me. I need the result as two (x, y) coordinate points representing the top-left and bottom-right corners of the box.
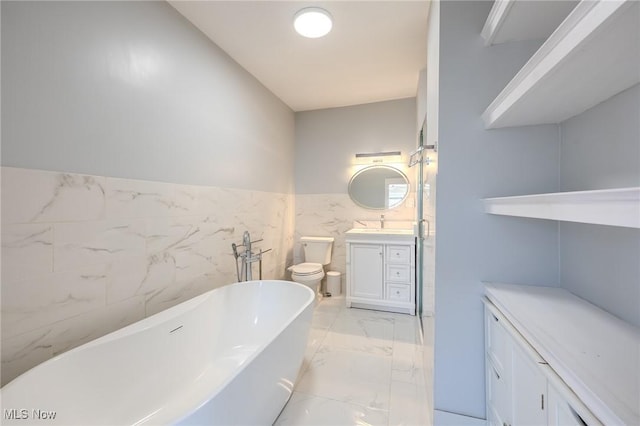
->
(301, 236), (334, 265)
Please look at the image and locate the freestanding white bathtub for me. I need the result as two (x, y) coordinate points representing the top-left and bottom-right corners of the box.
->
(1, 280), (314, 425)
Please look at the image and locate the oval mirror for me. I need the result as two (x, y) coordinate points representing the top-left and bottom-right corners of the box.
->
(348, 165), (410, 210)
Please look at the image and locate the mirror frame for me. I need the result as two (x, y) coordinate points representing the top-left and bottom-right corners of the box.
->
(348, 165), (410, 210)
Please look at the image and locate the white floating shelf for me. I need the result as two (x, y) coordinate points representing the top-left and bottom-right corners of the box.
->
(481, 0), (578, 46)
(483, 0), (640, 129)
(485, 282), (640, 426)
(483, 187), (640, 228)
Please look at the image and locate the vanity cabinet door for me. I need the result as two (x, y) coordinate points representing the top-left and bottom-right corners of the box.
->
(546, 376), (600, 426)
(350, 243), (384, 300)
(511, 343), (547, 426)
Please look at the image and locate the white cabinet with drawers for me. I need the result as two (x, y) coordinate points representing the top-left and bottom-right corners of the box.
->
(484, 302), (600, 426)
(345, 231), (416, 315)
(484, 282), (639, 426)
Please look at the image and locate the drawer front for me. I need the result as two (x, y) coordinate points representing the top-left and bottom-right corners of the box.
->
(387, 284), (411, 302)
(386, 245), (412, 264)
(386, 264), (411, 282)
(487, 360), (510, 420)
(486, 310), (509, 373)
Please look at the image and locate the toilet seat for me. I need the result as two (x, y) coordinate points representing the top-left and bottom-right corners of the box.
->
(288, 262), (323, 276)
(289, 263), (325, 288)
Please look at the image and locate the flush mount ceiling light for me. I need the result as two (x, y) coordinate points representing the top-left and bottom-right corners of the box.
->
(294, 7), (333, 38)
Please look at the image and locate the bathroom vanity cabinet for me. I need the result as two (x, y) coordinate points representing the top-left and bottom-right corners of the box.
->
(345, 230), (416, 315)
(484, 283), (639, 426)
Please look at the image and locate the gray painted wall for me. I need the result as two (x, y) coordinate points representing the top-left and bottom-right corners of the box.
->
(1, 1), (294, 193)
(560, 222), (640, 326)
(295, 98), (417, 195)
(560, 85), (640, 192)
(435, 1), (560, 418)
(559, 84), (640, 327)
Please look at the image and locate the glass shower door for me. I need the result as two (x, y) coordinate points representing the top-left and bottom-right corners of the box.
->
(410, 121), (427, 321)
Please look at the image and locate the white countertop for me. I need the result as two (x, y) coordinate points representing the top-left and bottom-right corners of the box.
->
(345, 227), (416, 242)
(484, 283), (640, 426)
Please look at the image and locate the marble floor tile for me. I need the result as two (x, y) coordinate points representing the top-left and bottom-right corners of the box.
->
(394, 317), (423, 345)
(311, 309), (340, 330)
(305, 327), (329, 358)
(296, 348), (392, 411)
(331, 311), (395, 340)
(319, 307), (395, 356)
(275, 392), (389, 426)
(388, 380), (431, 426)
(276, 296), (433, 425)
(320, 330), (394, 357)
(392, 341), (426, 387)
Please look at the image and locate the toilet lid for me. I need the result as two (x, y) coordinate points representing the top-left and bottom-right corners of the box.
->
(291, 262), (323, 276)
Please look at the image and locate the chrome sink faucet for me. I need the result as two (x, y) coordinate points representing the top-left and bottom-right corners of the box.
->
(380, 214), (385, 229)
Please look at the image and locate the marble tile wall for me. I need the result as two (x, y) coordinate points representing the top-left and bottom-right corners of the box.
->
(294, 193), (415, 294)
(1, 167), (295, 385)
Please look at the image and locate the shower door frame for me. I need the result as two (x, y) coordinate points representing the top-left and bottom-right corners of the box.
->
(415, 120), (426, 321)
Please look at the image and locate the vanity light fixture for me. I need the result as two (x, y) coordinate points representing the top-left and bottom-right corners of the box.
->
(355, 151), (402, 164)
(355, 151), (402, 158)
(294, 7), (333, 38)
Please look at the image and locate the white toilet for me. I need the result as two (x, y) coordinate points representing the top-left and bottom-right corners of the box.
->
(288, 236), (334, 297)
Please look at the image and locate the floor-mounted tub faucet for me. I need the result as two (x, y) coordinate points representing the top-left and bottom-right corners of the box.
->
(232, 231), (272, 282)
(242, 231), (252, 279)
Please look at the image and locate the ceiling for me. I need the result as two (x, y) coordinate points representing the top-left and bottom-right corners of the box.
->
(168, 1), (430, 112)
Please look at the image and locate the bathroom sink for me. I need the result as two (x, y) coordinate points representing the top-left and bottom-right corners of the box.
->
(345, 227), (415, 241)
(346, 228), (413, 235)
